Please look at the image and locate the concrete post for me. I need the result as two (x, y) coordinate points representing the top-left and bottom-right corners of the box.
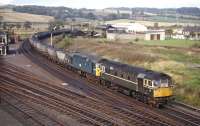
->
(50, 32), (53, 47)
(196, 33), (198, 40)
(4, 46), (7, 56)
(5, 35), (7, 44)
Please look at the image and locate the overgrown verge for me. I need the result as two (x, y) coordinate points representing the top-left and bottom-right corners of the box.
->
(55, 37), (200, 108)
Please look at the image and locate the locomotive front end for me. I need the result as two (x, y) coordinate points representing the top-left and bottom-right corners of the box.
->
(152, 77), (174, 106)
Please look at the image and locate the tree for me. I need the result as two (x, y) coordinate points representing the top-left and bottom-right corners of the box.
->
(107, 14), (118, 20)
(2, 22), (8, 30)
(23, 21), (32, 29)
(117, 9), (120, 17)
(0, 16), (3, 28)
(120, 13), (130, 19)
(87, 12), (96, 20)
(165, 29), (173, 39)
(0, 16), (3, 21)
(16, 23), (21, 29)
(48, 20), (64, 31)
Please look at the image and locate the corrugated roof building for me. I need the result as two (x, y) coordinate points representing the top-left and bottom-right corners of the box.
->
(106, 23), (165, 41)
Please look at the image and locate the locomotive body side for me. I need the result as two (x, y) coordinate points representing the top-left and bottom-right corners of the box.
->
(98, 59), (173, 106)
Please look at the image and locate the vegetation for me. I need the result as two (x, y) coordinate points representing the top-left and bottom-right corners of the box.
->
(11, 5), (200, 23)
(56, 37), (73, 49)
(106, 19), (200, 26)
(45, 34), (73, 49)
(177, 7), (200, 17)
(13, 5), (98, 21)
(135, 39), (200, 48)
(48, 20), (64, 31)
(0, 10), (54, 23)
(23, 21), (32, 29)
(55, 37), (200, 107)
(191, 43), (200, 48)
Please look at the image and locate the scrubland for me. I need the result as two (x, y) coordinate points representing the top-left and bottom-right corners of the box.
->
(52, 36), (200, 107)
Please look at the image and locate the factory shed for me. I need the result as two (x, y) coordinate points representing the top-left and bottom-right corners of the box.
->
(145, 29), (165, 41)
(106, 23), (165, 41)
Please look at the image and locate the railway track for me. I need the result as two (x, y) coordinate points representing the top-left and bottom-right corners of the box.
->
(0, 92), (65, 126)
(27, 39), (200, 126)
(157, 102), (200, 126)
(3, 60), (177, 126)
(18, 40), (182, 125)
(1, 40), (199, 126)
(0, 66), (119, 126)
(1, 61), (171, 126)
(173, 101), (200, 113)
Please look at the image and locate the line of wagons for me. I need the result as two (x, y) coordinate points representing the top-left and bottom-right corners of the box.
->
(29, 30), (174, 108)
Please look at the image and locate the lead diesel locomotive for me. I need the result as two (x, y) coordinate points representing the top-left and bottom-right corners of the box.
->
(30, 30), (173, 107)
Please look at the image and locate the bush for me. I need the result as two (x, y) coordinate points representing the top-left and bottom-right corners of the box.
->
(191, 43), (200, 48)
(56, 37), (72, 49)
(134, 38), (139, 42)
(63, 37), (72, 47)
(128, 41), (133, 44)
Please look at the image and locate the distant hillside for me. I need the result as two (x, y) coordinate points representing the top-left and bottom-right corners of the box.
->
(12, 5), (97, 20)
(177, 7), (200, 17)
(106, 7), (200, 16)
(2, 5), (200, 24)
(0, 9), (54, 23)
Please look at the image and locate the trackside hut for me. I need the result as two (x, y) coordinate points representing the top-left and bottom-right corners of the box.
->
(145, 30), (165, 41)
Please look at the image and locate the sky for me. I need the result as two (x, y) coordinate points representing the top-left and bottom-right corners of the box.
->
(0, 0), (200, 9)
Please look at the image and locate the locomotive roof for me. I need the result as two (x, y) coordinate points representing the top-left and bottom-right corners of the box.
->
(99, 59), (171, 80)
(0, 31), (6, 36)
(71, 52), (102, 63)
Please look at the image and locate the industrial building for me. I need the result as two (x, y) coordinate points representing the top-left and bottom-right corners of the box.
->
(145, 30), (165, 41)
(106, 23), (165, 41)
(183, 26), (200, 40)
(0, 32), (8, 55)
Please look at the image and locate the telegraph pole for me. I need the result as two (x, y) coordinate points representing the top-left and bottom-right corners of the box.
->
(50, 26), (56, 47)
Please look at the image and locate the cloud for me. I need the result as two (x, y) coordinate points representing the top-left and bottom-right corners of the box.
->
(0, 0), (14, 5)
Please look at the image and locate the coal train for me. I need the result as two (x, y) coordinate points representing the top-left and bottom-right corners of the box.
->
(29, 29), (174, 108)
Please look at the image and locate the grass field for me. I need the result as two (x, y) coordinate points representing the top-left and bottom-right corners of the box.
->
(52, 37), (200, 107)
(106, 19), (200, 26)
(134, 39), (200, 48)
(0, 11), (54, 22)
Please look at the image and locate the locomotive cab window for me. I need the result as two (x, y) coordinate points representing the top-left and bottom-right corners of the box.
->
(144, 79), (148, 86)
(101, 66), (105, 73)
(106, 68), (110, 73)
(148, 81), (152, 87)
(145, 80), (148, 84)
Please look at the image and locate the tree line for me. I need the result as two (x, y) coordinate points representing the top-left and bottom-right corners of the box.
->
(12, 5), (200, 21)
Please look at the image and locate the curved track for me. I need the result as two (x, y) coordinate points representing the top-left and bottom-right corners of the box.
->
(1, 39), (200, 126)
(159, 103), (200, 126)
(20, 40), (180, 125)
